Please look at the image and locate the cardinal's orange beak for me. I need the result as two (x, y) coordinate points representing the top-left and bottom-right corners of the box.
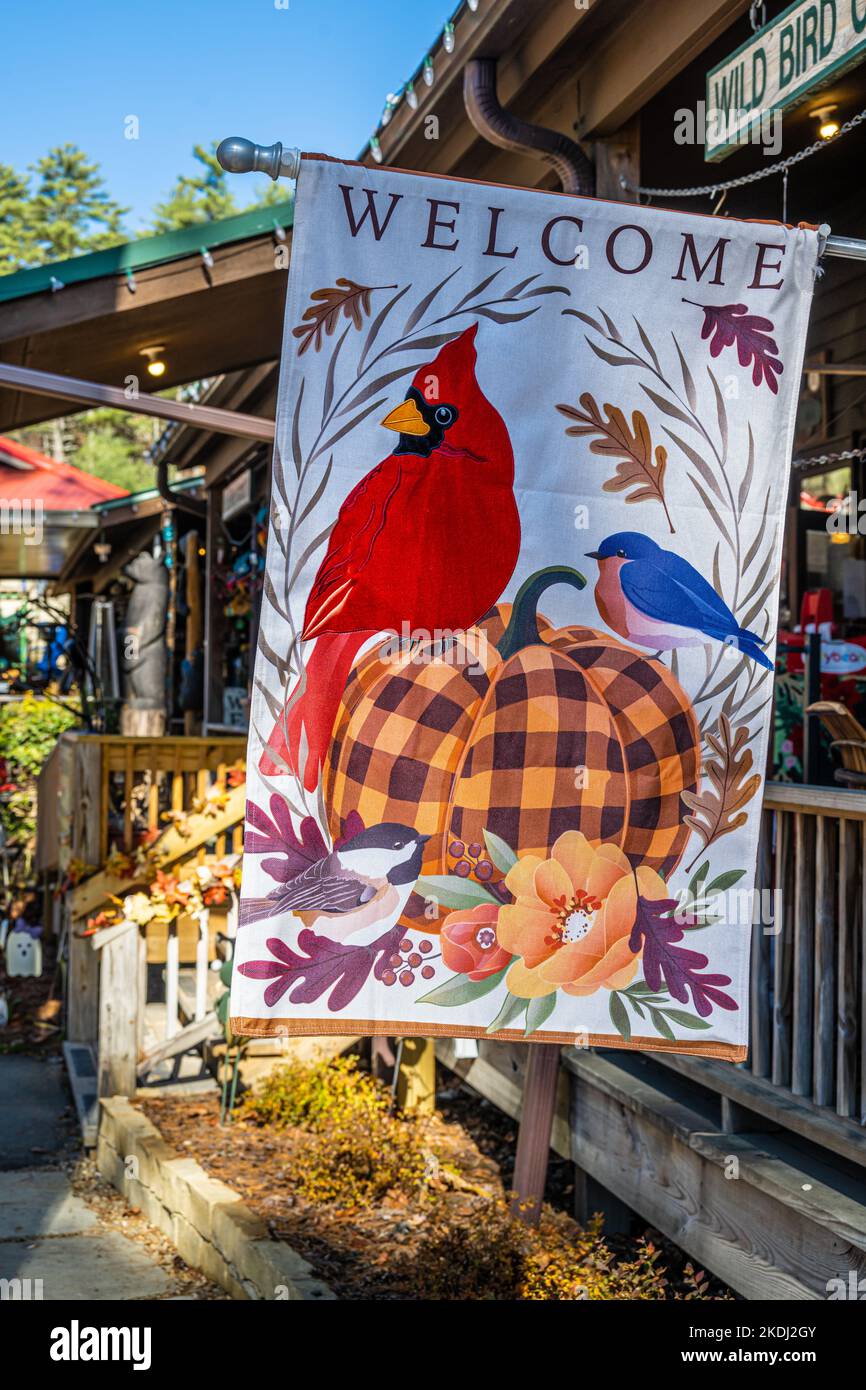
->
(381, 397), (430, 436)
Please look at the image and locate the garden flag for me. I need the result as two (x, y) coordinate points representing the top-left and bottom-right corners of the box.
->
(231, 154), (821, 1061)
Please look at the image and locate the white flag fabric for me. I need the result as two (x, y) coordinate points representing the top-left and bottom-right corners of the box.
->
(230, 154), (820, 1061)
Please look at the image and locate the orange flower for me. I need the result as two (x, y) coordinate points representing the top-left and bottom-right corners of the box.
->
(497, 831), (667, 1000)
(441, 903), (512, 981)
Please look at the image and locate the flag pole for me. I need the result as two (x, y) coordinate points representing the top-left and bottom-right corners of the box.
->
(216, 137), (866, 264)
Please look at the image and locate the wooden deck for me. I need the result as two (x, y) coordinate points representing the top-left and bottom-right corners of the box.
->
(437, 1037), (866, 1300)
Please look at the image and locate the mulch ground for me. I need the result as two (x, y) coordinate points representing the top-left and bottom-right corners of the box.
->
(140, 1064), (733, 1301)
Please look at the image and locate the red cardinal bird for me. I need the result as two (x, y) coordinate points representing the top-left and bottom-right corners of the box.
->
(261, 323), (519, 788)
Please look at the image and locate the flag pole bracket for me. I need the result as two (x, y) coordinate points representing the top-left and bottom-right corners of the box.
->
(216, 137), (300, 182)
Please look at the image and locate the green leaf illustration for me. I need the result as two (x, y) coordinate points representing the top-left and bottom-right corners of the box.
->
(418, 874), (500, 910)
(661, 1009), (713, 1031)
(609, 991), (631, 1041)
(483, 828), (518, 874)
(416, 964), (509, 1008)
(525, 993), (557, 1037)
(486, 991), (529, 1035)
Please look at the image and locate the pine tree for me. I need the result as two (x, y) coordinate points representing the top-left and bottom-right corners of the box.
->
(0, 163), (36, 273)
(150, 143), (239, 232)
(27, 144), (127, 263)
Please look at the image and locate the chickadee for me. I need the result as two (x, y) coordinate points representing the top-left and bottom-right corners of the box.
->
(242, 822), (429, 944)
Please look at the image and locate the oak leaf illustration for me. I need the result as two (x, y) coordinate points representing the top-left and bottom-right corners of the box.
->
(556, 392), (674, 532)
(293, 279), (392, 355)
(682, 715), (761, 868)
(684, 299), (783, 393)
(628, 896), (737, 1018)
(237, 924), (403, 1012)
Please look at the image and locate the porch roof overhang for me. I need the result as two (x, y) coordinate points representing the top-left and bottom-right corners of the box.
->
(0, 201), (294, 434)
(50, 475), (206, 594)
(357, 0), (750, 181)
(0, 507), (98, 581)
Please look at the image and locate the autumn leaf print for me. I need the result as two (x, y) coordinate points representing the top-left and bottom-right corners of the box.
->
(684, 300), (783, 393)
(628, 898), (737, 1018)
(293, 279), (396, 355)
(556, 393), (674, 533)
(682, 715), (761, 870)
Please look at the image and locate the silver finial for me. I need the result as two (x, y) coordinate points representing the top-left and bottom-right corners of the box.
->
(216, 137), (301, 182)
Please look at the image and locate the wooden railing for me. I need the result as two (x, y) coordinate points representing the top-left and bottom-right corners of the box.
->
(65, 781), (246, 1103)
(655, 780), (866, 1169)
(37, 732), (246, 876)
(756, 782), (865, 1123)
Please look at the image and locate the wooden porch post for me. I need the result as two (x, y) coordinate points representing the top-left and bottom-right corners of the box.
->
(510, 1042), (560, 1224)
(395, 1037), (436, 1114)
(66, 918), (100, 1045)
(96, 923), (140, 1099)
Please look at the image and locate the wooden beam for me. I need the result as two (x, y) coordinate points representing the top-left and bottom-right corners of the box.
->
(566, 1050), (865, 1300)
(511, 1043), (562, 1224)
(652, 1050), (866, 1170)
(575, 0), (751, 137)
(0, 362), (275, 442)
(136, 1012), (221, 1076)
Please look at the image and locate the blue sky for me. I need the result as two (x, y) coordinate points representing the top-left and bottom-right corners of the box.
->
(1, 0), (451, 233)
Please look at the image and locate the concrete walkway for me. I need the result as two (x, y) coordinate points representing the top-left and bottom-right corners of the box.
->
(0, 1168), (172, 1299)
(0, 1056), (73, 1168)
(0, 1055), (178, 1300)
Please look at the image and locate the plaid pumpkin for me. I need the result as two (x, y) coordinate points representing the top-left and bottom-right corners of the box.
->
(324, 597), (700, 933)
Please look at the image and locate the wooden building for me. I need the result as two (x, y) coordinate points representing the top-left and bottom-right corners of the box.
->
(10, 0), (866, 1297)
(341, 0), (866, 1297)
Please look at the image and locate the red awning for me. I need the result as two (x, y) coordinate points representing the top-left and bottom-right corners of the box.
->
(0, 435), (128, 510)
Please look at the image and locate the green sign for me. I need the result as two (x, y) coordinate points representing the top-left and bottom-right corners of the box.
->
(705, 0), (866, 160)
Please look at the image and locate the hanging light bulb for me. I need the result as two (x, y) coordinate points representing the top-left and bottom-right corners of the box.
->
(811, 104), (840, 140)
(381, 92), (398, 127)
(423, 56), (435, 86)
(140, 345), (167, 378)
(443, 21), (455, 53)
(467, 0), (479, 10)
(370, 135), (384, 164)
(405, 80), (418, 110)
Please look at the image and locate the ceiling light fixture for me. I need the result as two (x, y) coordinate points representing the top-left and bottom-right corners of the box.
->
(140, 345), (167, 378)
(812, 104), (840, 140)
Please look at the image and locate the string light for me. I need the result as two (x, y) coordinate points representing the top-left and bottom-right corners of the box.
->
(370, 135), (384, 164)
(467, 0), (479, 9)
(423, 55), (435, 86)
(381, 92), (398, 127)
(443, 21), (455, 52)
(405, 80), (418, 110)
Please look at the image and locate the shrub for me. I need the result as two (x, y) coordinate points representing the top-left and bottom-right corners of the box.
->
(242, 1054), (388, 1131)
(290, 1110), (427, 1207)
(0, 693), (77, 847)
(411, 1206), (676, 1300)
(242, 1055), (427, 1207)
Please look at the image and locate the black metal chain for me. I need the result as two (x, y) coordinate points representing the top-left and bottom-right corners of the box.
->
(621, 107), (866, 200)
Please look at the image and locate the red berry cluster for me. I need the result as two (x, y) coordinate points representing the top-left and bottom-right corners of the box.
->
(449, 839), (494, 881)
(381, 937), (435, 988)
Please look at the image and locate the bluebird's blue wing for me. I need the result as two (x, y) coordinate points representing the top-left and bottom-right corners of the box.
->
(620, 553), (739, 641)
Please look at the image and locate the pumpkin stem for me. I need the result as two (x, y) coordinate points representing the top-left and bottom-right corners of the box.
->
(497, 566), (586, 660)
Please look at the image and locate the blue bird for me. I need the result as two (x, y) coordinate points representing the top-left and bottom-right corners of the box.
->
(585, 531), (773, 670)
